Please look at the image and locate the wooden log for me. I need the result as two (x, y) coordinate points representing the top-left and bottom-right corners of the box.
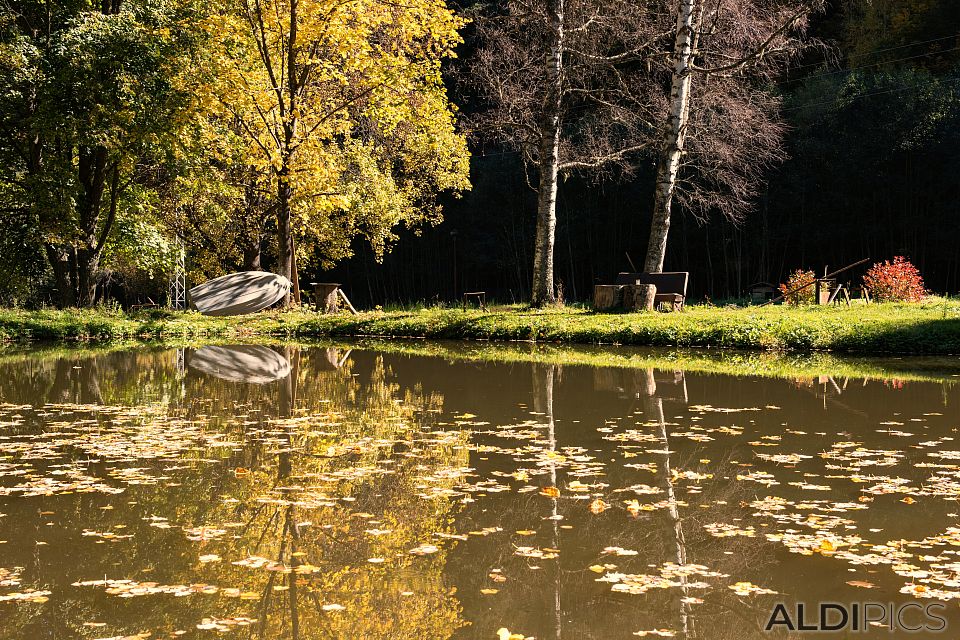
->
(337, 288), (358, 315)
(593, 285), (623, 311)
(314, 283), (340, 314)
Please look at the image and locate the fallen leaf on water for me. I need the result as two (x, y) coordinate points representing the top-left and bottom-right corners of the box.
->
(540, 486), (560, 498)
(729, 581), (777, 596)
(847, 580), (876, 588)
(589, 498), (610, 514)
(409, 544), (439, 556)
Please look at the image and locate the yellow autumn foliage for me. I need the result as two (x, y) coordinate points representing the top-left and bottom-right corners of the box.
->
(191, 0), (470, 269)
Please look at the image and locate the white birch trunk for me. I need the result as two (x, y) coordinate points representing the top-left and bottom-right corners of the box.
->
(531, 0), (565, 306)
(643, 0), (699, 273)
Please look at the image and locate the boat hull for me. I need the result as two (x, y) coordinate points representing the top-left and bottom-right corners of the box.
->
(188, 271), (291, 316)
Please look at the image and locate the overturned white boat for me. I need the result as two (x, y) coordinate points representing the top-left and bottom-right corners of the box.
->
(189, 271), (291, 316)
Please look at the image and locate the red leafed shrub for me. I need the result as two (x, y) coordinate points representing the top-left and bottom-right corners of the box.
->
(862, 256), (926, 302)
(778, 269), (817, 305)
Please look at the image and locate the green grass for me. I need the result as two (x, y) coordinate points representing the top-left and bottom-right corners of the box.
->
(1, 298), (959, 354)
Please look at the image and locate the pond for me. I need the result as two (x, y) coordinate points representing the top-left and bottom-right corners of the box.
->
(0, 342), (958, 638)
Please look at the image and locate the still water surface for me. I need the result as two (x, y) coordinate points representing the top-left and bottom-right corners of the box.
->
(0, 343), (958, 638)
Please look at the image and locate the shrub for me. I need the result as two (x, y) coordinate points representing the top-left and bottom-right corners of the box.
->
(778, 269), (817, 305)
(862, 256), (926, 302)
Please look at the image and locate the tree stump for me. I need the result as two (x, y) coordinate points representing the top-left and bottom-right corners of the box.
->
(622, 284), (636, 310)
(314, 283), (340, 314)
(635, 284), (657, 311)
(593, 285), (623, 311)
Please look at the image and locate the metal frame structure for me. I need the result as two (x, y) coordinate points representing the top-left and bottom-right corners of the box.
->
(168, 240), (187, 310)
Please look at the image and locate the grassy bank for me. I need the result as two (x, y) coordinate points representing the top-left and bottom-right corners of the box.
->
(1, 299), (959, 354)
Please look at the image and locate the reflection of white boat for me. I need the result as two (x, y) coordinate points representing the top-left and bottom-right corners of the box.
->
(189, 271), (291, 316)
(189, 345), (291, 384)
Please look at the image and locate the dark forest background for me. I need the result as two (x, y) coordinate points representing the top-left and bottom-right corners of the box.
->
(313, 0), (960, 306)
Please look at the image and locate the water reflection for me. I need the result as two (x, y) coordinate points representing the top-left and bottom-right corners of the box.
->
(0, 344), (957, 638)
(188, 345), (292, 384)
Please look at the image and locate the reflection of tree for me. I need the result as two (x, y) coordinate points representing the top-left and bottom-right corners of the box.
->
(0, 346), (468, 639)
(450, 364), (784, 639)
(532, 363), (562, 640)
(639, 368), (786, 638)
(0, 348), (182, 407)
(641, 368), (694, 638)
(192, 349), (468, 639)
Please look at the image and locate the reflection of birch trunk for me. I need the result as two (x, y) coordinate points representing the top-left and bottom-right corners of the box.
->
(533, 363), (562, 640)
(642, 368), (694, 638)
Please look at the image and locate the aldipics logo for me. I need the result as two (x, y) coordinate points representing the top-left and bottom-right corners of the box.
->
(765, 602), (947, 633)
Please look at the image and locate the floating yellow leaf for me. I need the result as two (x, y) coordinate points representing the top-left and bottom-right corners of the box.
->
(589, 498), (610, 514)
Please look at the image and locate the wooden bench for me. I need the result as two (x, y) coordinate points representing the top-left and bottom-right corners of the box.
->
(615, 272), (688, 311)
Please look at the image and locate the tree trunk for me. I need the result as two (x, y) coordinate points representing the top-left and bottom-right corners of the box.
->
(45, 245), (76, 308)
(242, 236), (262, 271)
(76, 249), (99, 307)
(277, 172), (295, 306)
(530, 0), (565, 307)
(75, 147), (113, 306)
(643, 0), (700, 273)
(275, 0), (300, 307)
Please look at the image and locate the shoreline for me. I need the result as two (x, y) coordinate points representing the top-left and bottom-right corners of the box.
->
(1, 301), (959, 355)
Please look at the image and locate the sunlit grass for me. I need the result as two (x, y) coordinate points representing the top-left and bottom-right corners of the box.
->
(1, 298), (958, 354)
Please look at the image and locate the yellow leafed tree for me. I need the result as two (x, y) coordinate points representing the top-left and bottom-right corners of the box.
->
(203, 0), (471, 302)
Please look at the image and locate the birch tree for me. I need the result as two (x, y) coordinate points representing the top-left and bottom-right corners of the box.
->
(642, 0), (823, 273)
(531, 0), (564, 308)
(466, 0), (663, 306)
